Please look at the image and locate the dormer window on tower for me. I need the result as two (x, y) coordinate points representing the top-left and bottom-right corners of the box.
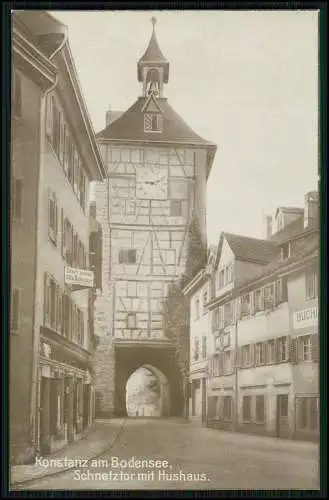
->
(144, 112), (163, 133)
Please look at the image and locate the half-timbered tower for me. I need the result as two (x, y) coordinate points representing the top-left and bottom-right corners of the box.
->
(94, 18), (217, 417)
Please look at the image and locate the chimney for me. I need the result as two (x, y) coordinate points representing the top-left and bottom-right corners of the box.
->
(304, 191), (319, 229)
(263, 215), (273, 239)
(105, 105), (112, 127)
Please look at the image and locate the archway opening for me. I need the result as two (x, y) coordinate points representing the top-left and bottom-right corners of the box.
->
(125, 365), (170, 418)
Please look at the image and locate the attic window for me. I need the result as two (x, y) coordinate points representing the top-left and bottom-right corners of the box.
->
(281, 242), (291, 260)
(144, 113), (163, 133)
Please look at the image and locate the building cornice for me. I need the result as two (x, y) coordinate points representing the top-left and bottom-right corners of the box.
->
(12, 27), (57, 89)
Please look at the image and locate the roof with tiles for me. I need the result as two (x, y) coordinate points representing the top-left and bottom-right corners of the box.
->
(224, 232), (280, 264)
(236, 234), (319, 291)
(96, 97), (216, 148)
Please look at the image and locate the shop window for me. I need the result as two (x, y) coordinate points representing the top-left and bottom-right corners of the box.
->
(223, 396), (232, 421)
(255, 395), (265, 423)
(279, 394), (289, 418)
(242, 396), (252, 422)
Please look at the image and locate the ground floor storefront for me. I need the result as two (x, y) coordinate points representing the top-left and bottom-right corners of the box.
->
(37, 334), (95, 456)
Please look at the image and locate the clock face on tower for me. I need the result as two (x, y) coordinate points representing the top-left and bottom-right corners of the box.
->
(136, 165), (168, 200)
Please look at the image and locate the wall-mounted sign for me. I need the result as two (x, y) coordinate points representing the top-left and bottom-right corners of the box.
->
(293, 306), (318, 330)
(64, 267), (94, 288)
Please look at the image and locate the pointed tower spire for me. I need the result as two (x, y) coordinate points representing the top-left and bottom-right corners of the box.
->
(137, 17), (170, 97)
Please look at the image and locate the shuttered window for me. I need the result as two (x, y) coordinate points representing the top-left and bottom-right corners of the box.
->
(48, 188), (58, 245)
(301, 335), (312, 361)
(305, 270), (318, 300)
(242, 396), (252, 421)
(241, 294), (250, 316)
(267, 340), (276, 364)
(12, 178), (23, 221)
(11, 287), (21, 332)
(276, 336), (288, 362)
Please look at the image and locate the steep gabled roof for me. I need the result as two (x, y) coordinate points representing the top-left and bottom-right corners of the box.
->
(96, 97), (216, 148)
(270, 215), (304, 243)
(275, 206), (304, 217)
(224, 232), (279, 264)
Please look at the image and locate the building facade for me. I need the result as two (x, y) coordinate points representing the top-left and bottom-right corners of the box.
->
(10, 11), (106, 464)
(93, 19), (217, 417)
(185, 191), (319, 442)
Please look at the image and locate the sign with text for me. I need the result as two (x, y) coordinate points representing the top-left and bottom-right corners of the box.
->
(293, 306), (318, 330)
(64, 267), (94, 288)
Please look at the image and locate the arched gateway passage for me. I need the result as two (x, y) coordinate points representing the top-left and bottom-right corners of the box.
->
(115, 344), (184, 418)
(126, 365), (170, 417)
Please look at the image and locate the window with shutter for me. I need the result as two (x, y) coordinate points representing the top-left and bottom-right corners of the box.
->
(311, 334), (319, 362)
(301, 335), (312, 361)
(290, 338), (298, 364)
(48, 189), (58, 245)
(305, 271), (317, 300)
(12, 178), (23, 221)
(235, 346), (242, 368)
(267, 340), (276, 364)
(242, 345), (251, 367)
(49, 277), (57, 330)
(242, 395), (252, 421)
(68, 139), (74, 186)
(11, 287), (21, 332)
(57, 287), (63, 334)
(241, 294), (250, 316)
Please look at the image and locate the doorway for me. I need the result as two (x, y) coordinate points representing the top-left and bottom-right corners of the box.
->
(276, 394), (290, 438)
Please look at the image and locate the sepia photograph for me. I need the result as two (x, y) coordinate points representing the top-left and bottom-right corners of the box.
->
(8, 7), (320, 491)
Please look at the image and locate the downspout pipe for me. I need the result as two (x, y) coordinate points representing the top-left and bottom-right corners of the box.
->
(32, 29), (68, 457)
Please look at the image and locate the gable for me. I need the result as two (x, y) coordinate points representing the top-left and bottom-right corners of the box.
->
(217, 238), (235, 270)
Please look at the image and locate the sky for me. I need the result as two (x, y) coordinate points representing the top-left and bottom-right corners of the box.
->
(51, 9), (318, 245)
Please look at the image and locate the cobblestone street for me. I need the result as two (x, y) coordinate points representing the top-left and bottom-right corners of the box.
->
(12, 418), (319, 491)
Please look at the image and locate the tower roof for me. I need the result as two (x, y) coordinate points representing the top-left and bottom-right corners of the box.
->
(138, 17), (169, 83)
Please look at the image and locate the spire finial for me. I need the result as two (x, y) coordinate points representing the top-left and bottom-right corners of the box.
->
(151, 16), (157, 31)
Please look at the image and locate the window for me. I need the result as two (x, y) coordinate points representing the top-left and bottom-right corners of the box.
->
(126, 200), (136, 215)
(212, 308), (219, 332)
(170, 200), (182, 217)
(277, 336), (288, 362)
(242, 396), (252, 421)
(202, 290), (208, 311)
(12, 177), (23, 221)
(264, 284), (275, 309)
(127, 313), (136, 329)
(13, 71), (22, 118)
(305, 270), (318, 300)
(68, 138), (74, 186)
(144, 113), (163, 133)
(224, 302), (233, 326)
(241, 294), (250, 316)
(255, 342), (266, 365)
(224, 350), (232, 372)
(119, 249), (137, 264)
(255, 395), (265, 423)
(194, 338), (199, 361)
(301, 335), (312, 362)
(299, 397), (319, 431)
(202, 336), (207, 359)
(223, 396), (232, 421)
(48, 189), (58, 244)
(267, 340), (275, 364)
(52, 98), (60, 156)
(242, 345), (251, 367)
(11, 287), (21, 332)
(226, 264), (233, 284)
(218, 269), (225, 288)
(278, 394), (289, 418)
(281, 242), (291, 260)
(276, 278), (287, 305)
(254, 289), (263, 312)
(195, 298), (200, 320)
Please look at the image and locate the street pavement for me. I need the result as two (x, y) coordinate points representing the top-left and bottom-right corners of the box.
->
(11, 418), (320, 491)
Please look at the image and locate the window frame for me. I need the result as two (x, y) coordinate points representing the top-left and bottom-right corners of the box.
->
(305, 270), (318, 300)
(242, 395), (252, 422)
(255, 395), (265, 424)
(118, 248), (137, 265)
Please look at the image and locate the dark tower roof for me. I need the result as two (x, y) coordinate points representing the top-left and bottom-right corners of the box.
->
(137, 17), (169, 83)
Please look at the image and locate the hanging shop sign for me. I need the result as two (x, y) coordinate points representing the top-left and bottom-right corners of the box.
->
(64, 267), (94, 288)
